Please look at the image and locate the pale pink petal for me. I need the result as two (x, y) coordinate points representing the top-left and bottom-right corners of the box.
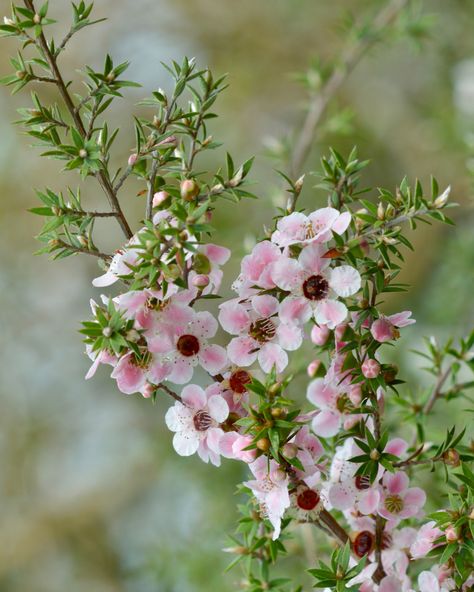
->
(306, 379), (337, 408)
(181, 384), (207, 409)
(404, 487), (426, 509)
(379, 575), (402, 592)
(276, 322), (303, 351)
(358, 488), (380, 514)
(252, 294), (279, 318)
(148, 358), (171, 383)
(371, 318), (394, 343)
(384, 471), (409, 495)
(85, 356), (101, 380)
(92, 271), (117, 287)
(310, 324), (331, 346)
(173, 430), (200, 456)
(190, 310), (218, 338)
(308, 207), (339, 233)
(199, 344), (228, 375)
(218, 301), (251, 334)
(207, 394), (229, 423)
(146, 330), (174, 354)
(165, 401), (192, 432)
(206, 426), (224, 453)
(314, 299), (347, 329)
(227, 336), (258, 367)
(167, 357), (195, 384)
(258, 343), (288, 373)
(311, 410), (340, 437)
(328, 483), (355, 510)
(219, 432), (240, 458)
(271, 257), (302, 291)
(271, 211), (307, 246)
(329, 265), (361, 297)
(332, 211), (351, 234)
(385, 438), (408, 458)
(202, 243), (231, 265)
(388, 310), (416, 327)
(298, 242), (329, 274)
(111, 354), (145, 395)
(418, 572), (439, 592)
(164, 303), (195, 326)
(279, 296), (312, 324)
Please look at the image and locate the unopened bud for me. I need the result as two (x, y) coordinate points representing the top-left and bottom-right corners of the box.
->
(202, 135), (213, 147)
(442, 448), (460, 467)
(126, 329), (140, 343)
(282, 443), (298, 459)
(48, 238), (60, 248)
(256, 438), (270, 452)
(370, 450), (380, 461)
(4, 17), (15, 26)
(152, 191), (169, 207)
(445, 525), (458, 543)
(77, 235), (88, 247)
(102, 327), (112, 338)
(307, 359), (321, 378)
(16, 70), (26, 79)
(106, 72), (115, 83)
(362, 358), (381, 379)
(358, 297), (370, 309)
(79, 148), (88, 159)
(128, 153), (138, 166)
(383, 364), (399, 384)
(294, 174), (305, 194)
(192, 274), (210, 289)
(180, 178), (199, 201)
(157, 135), (178, 149)
(270, 407), (284, 418)
(272, 469), (287, 483)
(152, 116), (161, 128)
(229, 167), (244, 188)
(193, 252), (211, 275)
(311, 324), (330, 346)
(268, 382), (281, 396)
(142, 383), (154, 399)
(377, 202), (385, 220)
(33, 13), (41, 24)
(210, 183), (224, 195)
(433, 186), (451, 209)
(52, 206), (63, 216)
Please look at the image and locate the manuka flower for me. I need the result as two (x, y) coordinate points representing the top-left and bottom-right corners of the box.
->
(271, 207), (351, 247)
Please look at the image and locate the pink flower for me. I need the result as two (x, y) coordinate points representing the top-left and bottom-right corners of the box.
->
(418, 567), (455, 592)
(271, 243), (361, 329)
(306, 377), (362, 437)
(233, 240), (281, 297)
(220, 432), (257, 463)
(290, 478), (324, 522)
(147, 309), (227, 384)
(92, 239), (140, 287)
(271, 208), (351, 247)
(165, 384), (229, 466)
(188, 243), (231, 295)
(410, 520), (443, 559)
(289, 425), (324, 478)
(327, 439), (381, 514)
(244, 456), (290, 540)
(362, 358), (381, 379)
(110, 351), (170, 395)
(219, 295), (303, 373)
(85, 344), (117, 379)
(370, 311), (415, 343)
(378, 472), (426, 525)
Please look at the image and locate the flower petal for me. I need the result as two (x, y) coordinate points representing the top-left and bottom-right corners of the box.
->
(173, 430), (200, 456)
(199, 344), (228, 375)
(329, 265), (361, 297)
(258, 343), (288, 373)
(181, 384), (207, 409)
(314, 299), (347, 329)
(207, 394), (229, 423)
(311, 410), (340, 437)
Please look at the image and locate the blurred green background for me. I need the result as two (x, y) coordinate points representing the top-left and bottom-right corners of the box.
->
(0, 1), (474, 591)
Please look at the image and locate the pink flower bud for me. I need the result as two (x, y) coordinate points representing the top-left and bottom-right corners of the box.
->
(311, 324), (330, 346)
(371, 318), (399, 343)
(152, 191), (169, 207)
(334, 323), (348, 343)
(362, 358), (381, 379)
(180, 179), (200, 201)
(282, 443), (298, 459)
(445, 525), (458, 543)
(142, 383), (155, 399)
(307, 359), (321, 378)
(128, 153), (138, 166)
(192, 274), (210, 289)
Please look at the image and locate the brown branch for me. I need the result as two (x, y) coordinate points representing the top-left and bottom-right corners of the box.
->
(146, 152), (159, 221)
(318, 509), (349, 546)
(289, 0), (409, 180)
(157, 383), (182, 402)
(23, 0), (133, 240)
(54, 240), (111, 260)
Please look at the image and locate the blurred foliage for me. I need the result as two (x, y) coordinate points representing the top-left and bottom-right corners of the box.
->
(0, 0), (473, 590)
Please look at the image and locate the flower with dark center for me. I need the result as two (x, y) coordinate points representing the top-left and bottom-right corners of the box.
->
(193, 410), (213, 431)
(177, 334), (200, 357)
(146, 296), (159, 309)
(296, 488), (320, 511)
(384, 494), (404, 514)
(302, 274), (329, 301)
(353, 531), (374, 558)
(249, 318), (277, 343)
(229, 369), (252, 394)
(335, 394), (353, 414)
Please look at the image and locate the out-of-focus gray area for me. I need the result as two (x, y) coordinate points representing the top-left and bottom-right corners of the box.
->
(0, 1), (473, 590)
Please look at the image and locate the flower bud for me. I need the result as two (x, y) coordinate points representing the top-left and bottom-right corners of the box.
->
(307, 359), (321, 378)
(358, 297), (370, 309)
(377, 202), (385, 220)
(433, 186), (451, 209)
(383, 364), (399, 384)
(142, 383), (155, 399)
(282, 443), (298, 459)
(16, 70), (26, 80)
(102, 327), (112, 338)
(256, 438), (270, 452)
(311, 324), (330, 346)
(272, 469), (287, 483)
(362, 358), (381, 379)
(79, 148), (88, 159)
(442, 448), (460, 467)
(77, 235), (88, 247)
(445, 525), (458, 543)
(33, 13), (41, 24)
(4, 17), (15, 26)
(193, 252), (211, 275)
(126, 329), (140, 343)
(152, 191), (169, 207)
(192, 274), (210, 289)
(370, 450), (380, 461)
(180, 178), (200, 201)
(128, 153), (138, 166)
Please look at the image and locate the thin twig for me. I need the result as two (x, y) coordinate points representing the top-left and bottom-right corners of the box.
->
(146, 152), (159, 221)
(157, 383), (182, 402)
(24, 0), (133, 239)
(55, 240), (111, 260)
(289, 0), (409, 180)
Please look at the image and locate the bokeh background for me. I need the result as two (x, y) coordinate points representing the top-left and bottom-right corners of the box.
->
(0, 1), (473, 590)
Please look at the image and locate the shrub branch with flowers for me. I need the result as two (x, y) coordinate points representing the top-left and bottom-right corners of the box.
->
(2, 1), (474, 592)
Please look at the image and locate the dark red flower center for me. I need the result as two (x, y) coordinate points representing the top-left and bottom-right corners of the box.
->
(355, 475), (371, 490)
(193, 410), (212, 431)
(296, 488), (320, 511)
(249, 318), (276, 343)
(353, 531), (374, 557)
(229, 369), (252, 394)
(302, 274), (329, 301)
(177, 334), (200, 357)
